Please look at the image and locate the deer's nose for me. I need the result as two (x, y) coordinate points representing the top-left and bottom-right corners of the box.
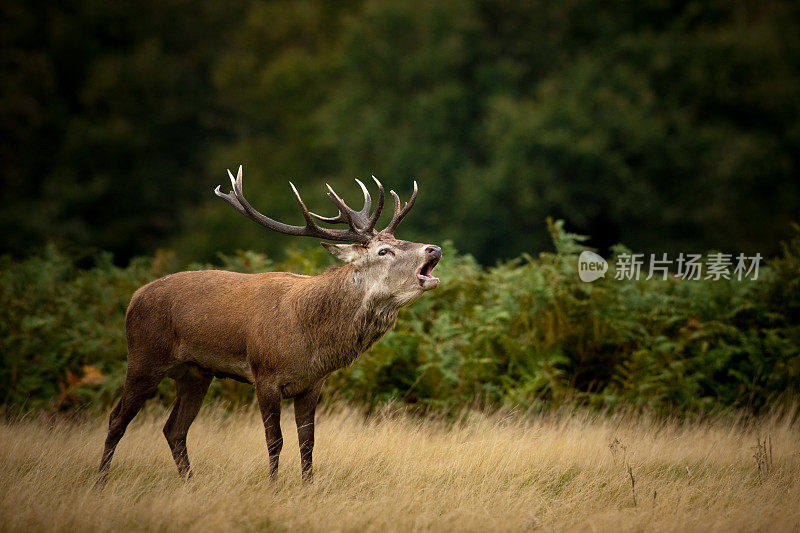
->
(425, 245), (442, 259)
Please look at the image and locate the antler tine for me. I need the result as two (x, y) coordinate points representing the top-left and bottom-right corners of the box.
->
(354, 178), (372, 220)
(290, 181), (369, 242)
(228, 167), (297, 235)
(384, 180), (418, 234)
(309, 179), (372, 231)
(214, 168), (248, 217)
(215, 166), (370, 243)
(288, 181), (318, 226)
(365, 175), (385, 232)
(324, 183), (360, 234)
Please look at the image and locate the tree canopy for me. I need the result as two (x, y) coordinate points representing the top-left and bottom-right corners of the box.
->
(2, 0), (799, 263)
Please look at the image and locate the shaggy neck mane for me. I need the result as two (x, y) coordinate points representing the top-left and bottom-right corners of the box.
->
(293, 263), (401, 372)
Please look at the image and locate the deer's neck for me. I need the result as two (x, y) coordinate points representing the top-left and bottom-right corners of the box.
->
(295, 264), (400, 373)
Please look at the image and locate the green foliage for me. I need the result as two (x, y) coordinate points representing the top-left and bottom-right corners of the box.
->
(2, 223), (798, 415)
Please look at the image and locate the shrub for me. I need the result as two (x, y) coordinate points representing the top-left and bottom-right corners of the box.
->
(1, 222), (798, 415)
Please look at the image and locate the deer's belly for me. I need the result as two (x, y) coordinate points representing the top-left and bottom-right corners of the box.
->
(175, 341), (254, 383)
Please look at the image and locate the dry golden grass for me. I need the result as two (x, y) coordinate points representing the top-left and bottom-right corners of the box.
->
(1, 403), (799, 532)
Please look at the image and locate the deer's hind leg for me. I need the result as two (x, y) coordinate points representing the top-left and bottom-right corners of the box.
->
(163, 365), (212, 479)
(96, 364), (166, 486)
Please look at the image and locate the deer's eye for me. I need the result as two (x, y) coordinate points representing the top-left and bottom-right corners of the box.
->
(378, 248), (391, 256)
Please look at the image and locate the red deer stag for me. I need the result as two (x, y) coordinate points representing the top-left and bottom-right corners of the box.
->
(96, 166), (441, 484)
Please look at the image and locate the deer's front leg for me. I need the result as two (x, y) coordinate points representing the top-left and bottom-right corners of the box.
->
(294, 381), (324, 482)
(254, 379), (283, 481)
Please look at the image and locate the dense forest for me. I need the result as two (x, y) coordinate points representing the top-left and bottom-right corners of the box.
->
(2, 0), (800, 264)
(2, 1), (799, 414)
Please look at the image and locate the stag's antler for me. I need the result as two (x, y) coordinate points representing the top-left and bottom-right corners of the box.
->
(215, 166), (416, 243)
(308, 176), (385, 233)
(385, 181), (418, 234)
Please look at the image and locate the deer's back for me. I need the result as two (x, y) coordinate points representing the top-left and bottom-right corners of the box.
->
(125, 269), (307, 381)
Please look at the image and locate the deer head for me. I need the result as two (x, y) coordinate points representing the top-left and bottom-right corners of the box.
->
(215, 167), (441, 304)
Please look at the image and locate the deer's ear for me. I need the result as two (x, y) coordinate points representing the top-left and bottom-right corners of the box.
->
(320, 242), (362, 262)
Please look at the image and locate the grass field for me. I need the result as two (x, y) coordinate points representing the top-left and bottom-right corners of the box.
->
(1, 403), (798, 532)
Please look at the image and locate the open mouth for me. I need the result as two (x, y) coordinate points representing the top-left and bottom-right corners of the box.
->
(416, 257), (440, 285)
